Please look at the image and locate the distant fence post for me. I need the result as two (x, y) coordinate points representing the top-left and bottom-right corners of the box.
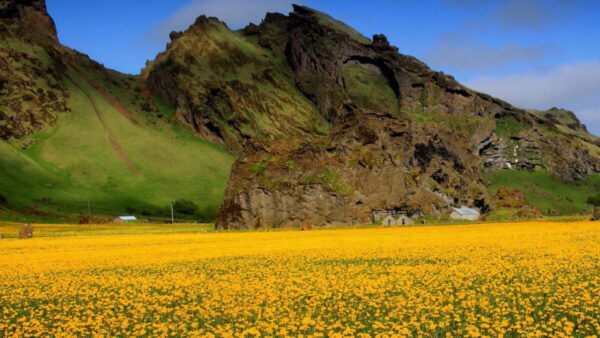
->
(171, 203), (174, 224)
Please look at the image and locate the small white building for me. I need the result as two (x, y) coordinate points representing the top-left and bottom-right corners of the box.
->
(114, 216), (137, 223)
(450, 206), (480, 221)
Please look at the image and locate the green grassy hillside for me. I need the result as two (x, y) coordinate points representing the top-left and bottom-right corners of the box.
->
(529, 107), (598, 141)
(340, 64), (399, 115)
(0, 65), (234, 223)
(486, 169), (600, 217)
(308, 7), (371, 44)
(143, 17), (329, 150)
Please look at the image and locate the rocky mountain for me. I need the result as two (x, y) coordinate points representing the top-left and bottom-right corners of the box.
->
(529, 107), (598, 148)
(0, 0), (58, 44)
(0, 0), (67, 139)
(1, 1), (599, 224)
(209, 6), (599, 229)
(533, 107), (589, 133)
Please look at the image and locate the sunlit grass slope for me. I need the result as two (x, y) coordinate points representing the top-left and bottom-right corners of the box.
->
(487, 169), (600, 215)
(1, 221), (599, 336)
(0, 66), (233, 222)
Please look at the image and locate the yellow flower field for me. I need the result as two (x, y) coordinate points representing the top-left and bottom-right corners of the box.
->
(1, 221), (600, 337)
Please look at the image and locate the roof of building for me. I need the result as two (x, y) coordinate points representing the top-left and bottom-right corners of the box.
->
(452, 206), (480, 216)
(118, 216), (137, 221)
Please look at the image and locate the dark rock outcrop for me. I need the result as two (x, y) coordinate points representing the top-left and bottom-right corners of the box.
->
(593, 207), (600, 221)
(543, 107), (588, 133)
(217, 110), (491, 229)
(0, 0), (70, 140)
(141, 14), (328, 153)
(0, 0), (58, 45)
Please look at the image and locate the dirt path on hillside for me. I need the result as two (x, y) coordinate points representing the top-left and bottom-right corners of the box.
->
(69, 65), (140, 126)
(65, 73), (144, 179)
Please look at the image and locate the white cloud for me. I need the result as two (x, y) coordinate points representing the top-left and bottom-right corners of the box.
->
(148, 0), (297, 41)
(424, 34), (552, 71)
(465, 61), (600, 135)
(498, 0), (554, 30)
(446, 0), (580, 30)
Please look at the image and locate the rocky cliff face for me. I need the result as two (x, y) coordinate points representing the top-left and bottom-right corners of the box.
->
(211, 5), (600, 229)
(0, 0), (58, 45)
(535, 107), (589, 134)
(218, 109), (490, 228)
(0, 0), (69, 140)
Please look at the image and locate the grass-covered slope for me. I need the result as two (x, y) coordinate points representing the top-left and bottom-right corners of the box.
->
(530, 107), (591, 134)
(142, 16), (329, 152)
(305, 6), (371, 45)
(1, 0), (236, 223)
(0, 62), (233, 222)
(486, 169), (600, 217)
(0, 38), (69, 139)
(340, 64), (399, 115)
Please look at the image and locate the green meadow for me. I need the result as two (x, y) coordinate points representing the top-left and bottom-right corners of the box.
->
(486, 169), (600, 217)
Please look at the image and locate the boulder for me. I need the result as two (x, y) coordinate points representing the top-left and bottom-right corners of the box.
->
(243, 23), (259, 35)
(494, 187), (526, 209)
(301, 219), (312, 231)
(513, 206), (542, 220)
(593, 207), (600, 221)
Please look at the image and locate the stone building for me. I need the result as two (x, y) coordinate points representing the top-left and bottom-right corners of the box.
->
(380, 214), (414, 226)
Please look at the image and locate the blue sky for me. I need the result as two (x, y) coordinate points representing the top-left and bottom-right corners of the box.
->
(47, 0), (600, 134)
